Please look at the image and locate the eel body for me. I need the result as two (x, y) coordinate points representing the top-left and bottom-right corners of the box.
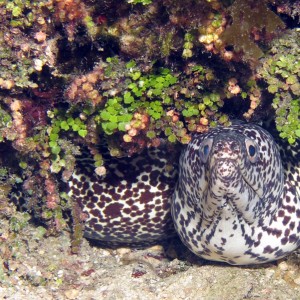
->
(67, 145), (178, 246)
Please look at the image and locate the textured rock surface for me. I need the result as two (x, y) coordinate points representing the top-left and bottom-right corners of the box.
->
(1, 218), (300, 299)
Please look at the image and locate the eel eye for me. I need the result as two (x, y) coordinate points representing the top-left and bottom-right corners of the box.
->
(200, 138), (213, 163)
(203, 144), (210, 156)
(245, 139), (258, 163)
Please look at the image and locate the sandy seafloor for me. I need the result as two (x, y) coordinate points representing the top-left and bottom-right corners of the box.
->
(1, 215), (300, 300)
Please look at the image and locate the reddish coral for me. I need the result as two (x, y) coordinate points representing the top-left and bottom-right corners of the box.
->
(95, 15), (107, 25)
(21, 99), (49, 132)
(45, 177), (60, 210)
(55, 0), (84, 21)
(65, 66), (104, 106)
(9, 99), (28, 152)
(228, 78), (241, 95)
(54, 0), (85, 40)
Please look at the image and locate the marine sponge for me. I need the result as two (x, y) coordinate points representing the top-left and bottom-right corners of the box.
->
(220, 0), (285, 63)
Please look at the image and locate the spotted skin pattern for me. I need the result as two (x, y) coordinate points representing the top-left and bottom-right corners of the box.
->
(66, 146), (178, 246)
(172, 123), (300, 265)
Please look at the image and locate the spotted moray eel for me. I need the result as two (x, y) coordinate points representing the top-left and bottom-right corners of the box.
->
(172, 122), (300, 265)
(67, 122), (300, 265)
(67, 144), (179, 246)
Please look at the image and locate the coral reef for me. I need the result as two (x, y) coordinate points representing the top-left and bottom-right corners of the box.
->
(0, 0), (57, 91)
(0, 0), (297, 248)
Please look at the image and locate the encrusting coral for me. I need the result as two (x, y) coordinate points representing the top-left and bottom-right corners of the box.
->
(219, 0), (285, 63)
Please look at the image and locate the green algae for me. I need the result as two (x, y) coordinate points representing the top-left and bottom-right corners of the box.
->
(257, 29), (300, 144)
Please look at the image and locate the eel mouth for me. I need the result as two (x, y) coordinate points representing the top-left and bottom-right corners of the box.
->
(240, 168), (264, 199)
